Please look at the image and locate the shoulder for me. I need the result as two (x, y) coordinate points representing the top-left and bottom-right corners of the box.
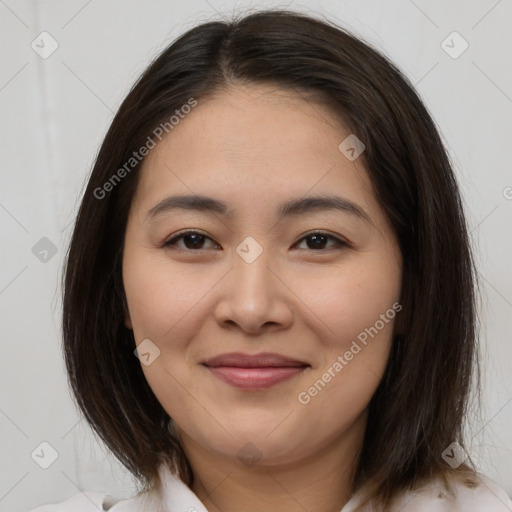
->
(26, 491), (152, 512)
(391, 472), (512, 512)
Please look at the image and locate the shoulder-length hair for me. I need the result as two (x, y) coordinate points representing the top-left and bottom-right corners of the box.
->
(62, 9), (479, 510)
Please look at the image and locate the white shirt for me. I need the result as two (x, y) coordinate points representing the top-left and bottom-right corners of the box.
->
(28, 463), (512, 511)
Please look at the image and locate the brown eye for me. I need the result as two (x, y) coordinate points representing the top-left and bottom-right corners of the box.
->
(163, 230), (349, 252)
(163, 231), (220, 250)
(294, 232), (349, 251)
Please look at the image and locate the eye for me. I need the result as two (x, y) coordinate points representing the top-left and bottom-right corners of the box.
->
(162, 230), (349, 251)
(293, 231), (349, 251)
(162, 230), (220, 250)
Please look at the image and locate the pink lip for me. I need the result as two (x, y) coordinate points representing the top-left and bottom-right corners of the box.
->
(202, 352), (310, 390)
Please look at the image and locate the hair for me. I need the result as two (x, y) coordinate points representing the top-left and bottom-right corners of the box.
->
(62, 8), (480, 511)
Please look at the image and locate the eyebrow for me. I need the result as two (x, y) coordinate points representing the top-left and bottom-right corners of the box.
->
(146, 194), (372, 225)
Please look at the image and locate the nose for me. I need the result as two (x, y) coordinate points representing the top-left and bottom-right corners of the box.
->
(213, 245), (294, 335)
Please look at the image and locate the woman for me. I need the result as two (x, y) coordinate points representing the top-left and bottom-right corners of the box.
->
(30, 9), (512, 512)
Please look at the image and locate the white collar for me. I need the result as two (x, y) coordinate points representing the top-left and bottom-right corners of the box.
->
(157, 463), (210, 511)
(156, 463), (365, 512)
(132, 465), (511, 512)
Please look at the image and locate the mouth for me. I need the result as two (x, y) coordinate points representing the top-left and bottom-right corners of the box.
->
(201, 352), (310, 390)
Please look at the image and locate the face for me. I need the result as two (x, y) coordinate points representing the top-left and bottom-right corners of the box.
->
(122, 84), (402, 468)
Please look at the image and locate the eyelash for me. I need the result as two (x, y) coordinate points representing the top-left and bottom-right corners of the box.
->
(162, 229), (350, 252)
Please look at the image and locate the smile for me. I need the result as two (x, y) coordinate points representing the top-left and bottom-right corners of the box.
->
(201, 351), (310, 390)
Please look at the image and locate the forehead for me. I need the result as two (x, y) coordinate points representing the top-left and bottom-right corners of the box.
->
(131, 84), (375, 219)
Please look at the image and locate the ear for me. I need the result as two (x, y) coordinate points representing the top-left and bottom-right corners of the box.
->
(124, 311), (133, 330)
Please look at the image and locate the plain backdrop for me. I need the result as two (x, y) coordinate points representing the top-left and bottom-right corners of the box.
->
(0, 0), (511, 510)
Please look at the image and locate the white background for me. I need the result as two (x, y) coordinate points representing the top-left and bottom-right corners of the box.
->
(0, 0), (511, 510)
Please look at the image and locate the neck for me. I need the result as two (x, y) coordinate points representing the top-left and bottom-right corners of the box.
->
(179, 411), (367, 512)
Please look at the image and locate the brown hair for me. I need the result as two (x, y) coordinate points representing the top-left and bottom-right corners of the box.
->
(62, 9), (480, 510)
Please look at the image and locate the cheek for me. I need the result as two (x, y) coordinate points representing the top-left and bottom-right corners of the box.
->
(123, 257), (210, 342)
(292, 255), (401, 347)
(123, 260), (205, 415)
(294, 261), (400, 418)
(124, 246), (401, 351)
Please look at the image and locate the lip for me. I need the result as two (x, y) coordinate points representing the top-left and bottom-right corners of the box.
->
(202, 352), (308, 368)
(202, 352), (310, 390)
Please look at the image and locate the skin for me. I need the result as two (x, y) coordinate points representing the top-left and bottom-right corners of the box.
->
(122, 83), (402, 512)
